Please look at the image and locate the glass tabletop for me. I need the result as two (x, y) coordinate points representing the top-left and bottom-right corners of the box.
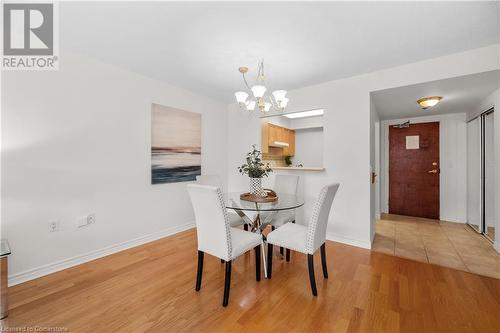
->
(224, 192), (304, 212)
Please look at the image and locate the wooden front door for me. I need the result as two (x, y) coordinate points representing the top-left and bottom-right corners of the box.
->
(389, 122), (440, 219)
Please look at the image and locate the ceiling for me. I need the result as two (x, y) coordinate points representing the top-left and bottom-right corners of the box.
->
(61, 2), (500, 103)
(371, 70), (500, 120)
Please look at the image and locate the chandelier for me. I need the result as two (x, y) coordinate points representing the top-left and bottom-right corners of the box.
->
(234, 60), (288, 113)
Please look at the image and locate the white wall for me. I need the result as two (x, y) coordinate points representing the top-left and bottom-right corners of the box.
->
(289, 116), (324, 129)
(380, 113), (467, 223)
(468, 88), (499, 121)
(472, 88), (500, 252)
(227, 104), (262, 193)
(1, 52), (228, 284)
(267, 115), (291, 128)
(227, 44), (499, 249)
(293, 128), (324, 167)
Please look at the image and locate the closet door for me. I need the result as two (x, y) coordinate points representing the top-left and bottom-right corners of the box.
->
(467, 118), (481, 233)
(484, 111), (495, 241)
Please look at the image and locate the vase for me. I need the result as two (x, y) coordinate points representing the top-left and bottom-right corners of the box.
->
(249, 177), (265, 196)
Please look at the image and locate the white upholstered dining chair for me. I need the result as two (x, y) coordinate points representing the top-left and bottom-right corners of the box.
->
(187, 184), (262, 307)
(265, 174), (299, 259)
(269, 174), (299, 228)
(196, 174), (247, 229)
(266, 183), (340, 296)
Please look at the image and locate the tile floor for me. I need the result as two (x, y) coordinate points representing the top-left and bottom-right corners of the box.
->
(372, 213), (500, 279)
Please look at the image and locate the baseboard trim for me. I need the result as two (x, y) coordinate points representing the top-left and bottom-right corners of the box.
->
(375, 213), (381, 220)
(326, 232), (371, 250)
(494, 241), (500, 254)
(9, 222), (195, 286)
(440, 216), (466, 223)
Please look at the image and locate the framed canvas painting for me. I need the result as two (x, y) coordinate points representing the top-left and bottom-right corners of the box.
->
(151, 104), (201, 184)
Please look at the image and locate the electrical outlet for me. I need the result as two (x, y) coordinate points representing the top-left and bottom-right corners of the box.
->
(49, 220), (59, 232)
(87, 214), (95, 224)
(77, 214), (95, 228)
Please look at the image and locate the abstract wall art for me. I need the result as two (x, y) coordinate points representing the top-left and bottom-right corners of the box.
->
(151, 104), (201, 184)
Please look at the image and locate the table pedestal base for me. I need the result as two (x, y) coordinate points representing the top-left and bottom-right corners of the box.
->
(232, 206), (276, 279)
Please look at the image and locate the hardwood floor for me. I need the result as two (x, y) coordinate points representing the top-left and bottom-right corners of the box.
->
(2, 228), (500, 332)
(373, 214), (500, 279)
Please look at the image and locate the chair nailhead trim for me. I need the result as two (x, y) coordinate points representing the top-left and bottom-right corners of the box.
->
(306, 186), (328, 254)
(216, 188), (233, 260)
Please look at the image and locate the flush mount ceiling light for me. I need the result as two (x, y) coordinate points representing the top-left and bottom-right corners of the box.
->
(417, 96), (442, 109)
(234, 60), (289, 113)
(284, 109), (324, 119)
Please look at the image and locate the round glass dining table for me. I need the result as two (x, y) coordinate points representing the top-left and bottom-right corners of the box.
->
(224, 192), (304, 278)
(224, 192), (305, 213)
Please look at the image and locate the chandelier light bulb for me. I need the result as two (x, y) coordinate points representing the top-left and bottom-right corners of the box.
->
(251, 85), (267, 98)
(280, 97), (289, 108)
(246, 101), (256, 111)
(272, 90), (287, 103)
(235, 91), (249, 104)
(264, 102), (272, 112)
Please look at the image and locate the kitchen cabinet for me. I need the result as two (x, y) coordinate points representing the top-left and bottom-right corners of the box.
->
(284, 128), (295, 156)
(261, 122), (295, 156)
(268, 123), (280, 144)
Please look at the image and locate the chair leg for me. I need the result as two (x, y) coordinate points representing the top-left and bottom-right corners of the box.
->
(244, 224), (248, 231)
(320, 243), (328, 279)
(270, 225), (284, 255)
(254, 245), (261, 282)
(221, 259), (224, 264)
(307, 254), (318, 296)
(196, 251), (204, 291)
(284, 221), (294, 258)
(267, 243), (273, 279)
(280, 247), (284, 256)
(223, 260), (232, 307)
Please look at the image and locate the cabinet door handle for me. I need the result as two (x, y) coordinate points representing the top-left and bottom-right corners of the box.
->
(427, 169), (438, 174)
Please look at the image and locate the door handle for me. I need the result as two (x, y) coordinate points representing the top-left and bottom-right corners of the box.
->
(427, 169), (438, 174)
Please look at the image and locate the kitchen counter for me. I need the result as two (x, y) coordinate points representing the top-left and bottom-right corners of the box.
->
(273, 166), (325, 171)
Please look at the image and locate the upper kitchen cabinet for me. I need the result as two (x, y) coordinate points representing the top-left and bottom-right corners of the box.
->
(260, 109), (324, 170)
(261, 122), (295, 156)
(283, 128), (295, 156)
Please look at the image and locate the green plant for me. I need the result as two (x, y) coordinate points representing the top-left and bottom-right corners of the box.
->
(284, 155), (293, 166)
(237, 145), (273, 178)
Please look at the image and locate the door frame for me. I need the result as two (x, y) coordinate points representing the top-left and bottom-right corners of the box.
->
(381, 114), (450, 219)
